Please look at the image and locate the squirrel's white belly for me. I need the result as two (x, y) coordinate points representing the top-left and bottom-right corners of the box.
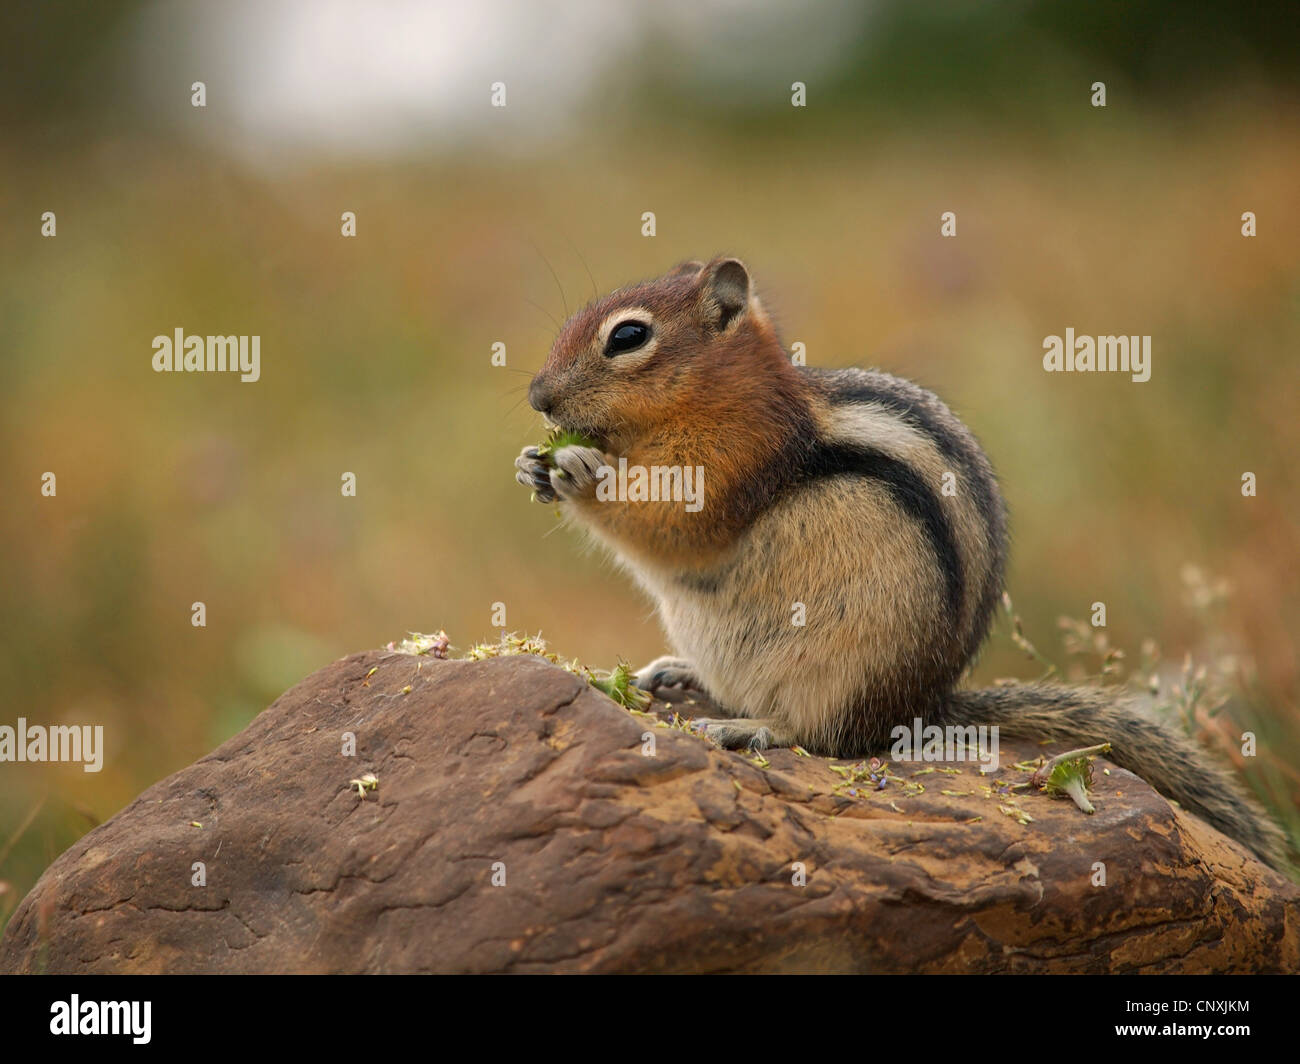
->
(633, 479), (943, 739)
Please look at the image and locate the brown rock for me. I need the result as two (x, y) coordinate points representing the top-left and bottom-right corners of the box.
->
(1, 650), (1296, 973)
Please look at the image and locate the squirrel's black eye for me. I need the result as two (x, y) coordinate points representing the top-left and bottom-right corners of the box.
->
(605, 321), (649, 356)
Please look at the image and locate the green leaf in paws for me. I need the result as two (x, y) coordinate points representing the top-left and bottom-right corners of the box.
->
(537, 427), (600, 468)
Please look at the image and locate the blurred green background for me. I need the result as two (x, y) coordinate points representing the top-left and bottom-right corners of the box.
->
(3, 0), (1299, 921)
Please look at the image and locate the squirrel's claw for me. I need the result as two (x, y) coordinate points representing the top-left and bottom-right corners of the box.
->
(515, 447), (557, 503)
(633, 656), (702, 693)
(547, 445), (606, 501)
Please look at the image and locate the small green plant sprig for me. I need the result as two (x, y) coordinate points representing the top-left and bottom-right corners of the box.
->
(536, 427), (600, 467)
(588, 662), (650, 709)
(349, 772), (379, 798)
(1030, 743), (1112, 814)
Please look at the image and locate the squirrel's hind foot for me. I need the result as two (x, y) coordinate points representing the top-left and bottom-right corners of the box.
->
(690, 716), (795, 753)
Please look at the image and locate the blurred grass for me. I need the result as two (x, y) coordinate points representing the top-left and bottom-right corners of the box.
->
(2, 81), (1300, 920)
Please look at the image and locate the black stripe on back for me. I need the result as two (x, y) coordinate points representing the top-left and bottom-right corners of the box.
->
(808, 369), (1003, 543)
(802, 442), (965, 618)
(830, 381), (962, 458)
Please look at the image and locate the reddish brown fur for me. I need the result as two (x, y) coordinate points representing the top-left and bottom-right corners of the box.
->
(531, 258), (812, 568)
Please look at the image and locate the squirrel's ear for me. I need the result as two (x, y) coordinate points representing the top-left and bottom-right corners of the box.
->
(667, 259), (704, 278)
(699, 258), (751, 331)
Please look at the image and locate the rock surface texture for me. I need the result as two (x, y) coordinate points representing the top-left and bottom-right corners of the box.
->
(2, 649), (1296, 973)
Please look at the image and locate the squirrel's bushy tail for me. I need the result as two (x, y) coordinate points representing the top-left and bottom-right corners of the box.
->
(945, 682), (1288, 869)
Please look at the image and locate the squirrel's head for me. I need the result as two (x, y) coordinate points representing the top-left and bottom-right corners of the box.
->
(528, 256), (788, 449)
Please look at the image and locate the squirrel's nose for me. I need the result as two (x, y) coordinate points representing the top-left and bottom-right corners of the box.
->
(528, 377), (554, 416)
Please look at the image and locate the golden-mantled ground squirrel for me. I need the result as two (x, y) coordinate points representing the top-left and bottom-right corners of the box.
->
(514, 256), (1285, 867)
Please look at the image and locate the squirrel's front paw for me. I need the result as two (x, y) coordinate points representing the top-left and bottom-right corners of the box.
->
(634, 656), (703, 693)
(547, 445), (607, 502)
(514, 446), (558, 504)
